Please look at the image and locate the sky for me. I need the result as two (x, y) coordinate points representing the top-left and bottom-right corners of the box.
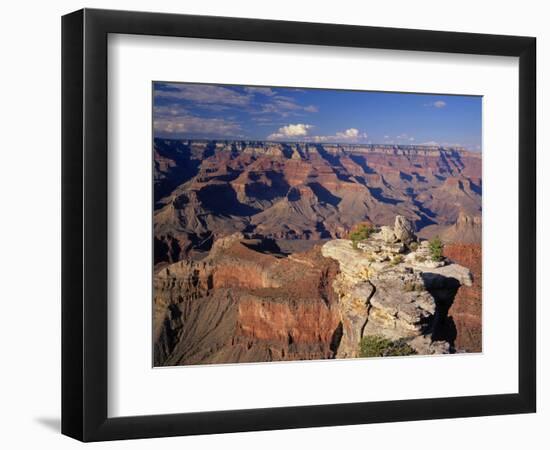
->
(153, 81), (482, 151)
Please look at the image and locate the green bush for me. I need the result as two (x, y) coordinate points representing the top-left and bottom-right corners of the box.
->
(428, 236), (444, 262)
(359, 335), (417, 358)
(349, 224), (373, 248)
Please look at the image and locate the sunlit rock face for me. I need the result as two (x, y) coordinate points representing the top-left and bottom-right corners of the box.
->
(322, 216), (473, 357)
(154, 234), (342, 366)
(443, 243), (482, 353)
(154, 140), (481, 266)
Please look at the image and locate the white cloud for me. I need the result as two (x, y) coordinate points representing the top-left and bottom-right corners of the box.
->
(155, 83), (319, 119)
(338, 128), (359, 138)
(424, 100), (447, 108)
(153, 105), (189, 116)
(419, 141), (440, 146)
(409, 137), (415, 141)
(261, 96), (319, 115)
(279, 123), (312, 137)
(268, 125), (368, 143)
(154, 115), (241, 137)
(155, 83), (252, 107)
(267, 123), (313, 140)
(153, 98), (242, 137)
(311, 128), (368, 143)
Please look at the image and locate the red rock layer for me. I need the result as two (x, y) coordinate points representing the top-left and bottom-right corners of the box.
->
(153, 238), (341, 366)
(444, 243), (482, 352)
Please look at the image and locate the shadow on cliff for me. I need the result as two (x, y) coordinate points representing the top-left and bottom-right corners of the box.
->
(421, 273), (460, 352)
(329, 322), (344, 358)
(242, 237), (287, 256)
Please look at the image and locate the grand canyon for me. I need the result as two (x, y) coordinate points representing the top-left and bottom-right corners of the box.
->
(153, 140), (482, 366)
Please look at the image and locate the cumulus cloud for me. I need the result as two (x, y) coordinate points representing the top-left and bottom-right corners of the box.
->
(267, 123), (313, 140)
(311, 128), (368, 143)
(267, 125), (368, 143)
(339, 128), (359, 138)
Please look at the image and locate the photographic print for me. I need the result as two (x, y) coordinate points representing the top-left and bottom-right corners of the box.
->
(153, 82), (482, 367)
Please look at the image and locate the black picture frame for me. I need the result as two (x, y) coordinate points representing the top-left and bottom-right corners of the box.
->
(62, 8), (536, 442)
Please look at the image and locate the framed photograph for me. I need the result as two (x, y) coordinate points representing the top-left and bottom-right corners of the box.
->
(62, 8), (536, 442)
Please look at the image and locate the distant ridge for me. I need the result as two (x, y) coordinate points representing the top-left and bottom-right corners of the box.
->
(154, 138), (479, 156)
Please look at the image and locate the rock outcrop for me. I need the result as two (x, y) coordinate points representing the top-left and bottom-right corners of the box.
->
(322, 216), (472, 357)
(394, 216), (416, 244)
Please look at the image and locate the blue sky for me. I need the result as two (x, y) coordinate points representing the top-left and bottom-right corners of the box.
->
(153, 82), (482, 151)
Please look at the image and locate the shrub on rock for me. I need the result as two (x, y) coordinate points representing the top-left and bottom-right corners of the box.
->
(428, 236), (444, 262)
(349, 223), (374, 248)
(359, 335), (417, 357)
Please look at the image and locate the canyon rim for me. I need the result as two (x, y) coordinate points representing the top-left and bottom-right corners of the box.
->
(152, 82), (482, 366)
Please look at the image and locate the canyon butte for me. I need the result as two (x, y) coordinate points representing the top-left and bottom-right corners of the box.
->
(153, 140), (482, 366)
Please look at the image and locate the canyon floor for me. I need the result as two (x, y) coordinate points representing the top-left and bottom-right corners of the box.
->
(153, 141), (482, 366)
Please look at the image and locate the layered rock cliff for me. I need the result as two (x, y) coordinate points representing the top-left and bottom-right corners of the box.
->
(443, 243), (482, 352)
(154, 234), (342, 366)
(154, 140), (481, 265)
(154, 216), (477, 366)
(321, 216), (472, 357)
